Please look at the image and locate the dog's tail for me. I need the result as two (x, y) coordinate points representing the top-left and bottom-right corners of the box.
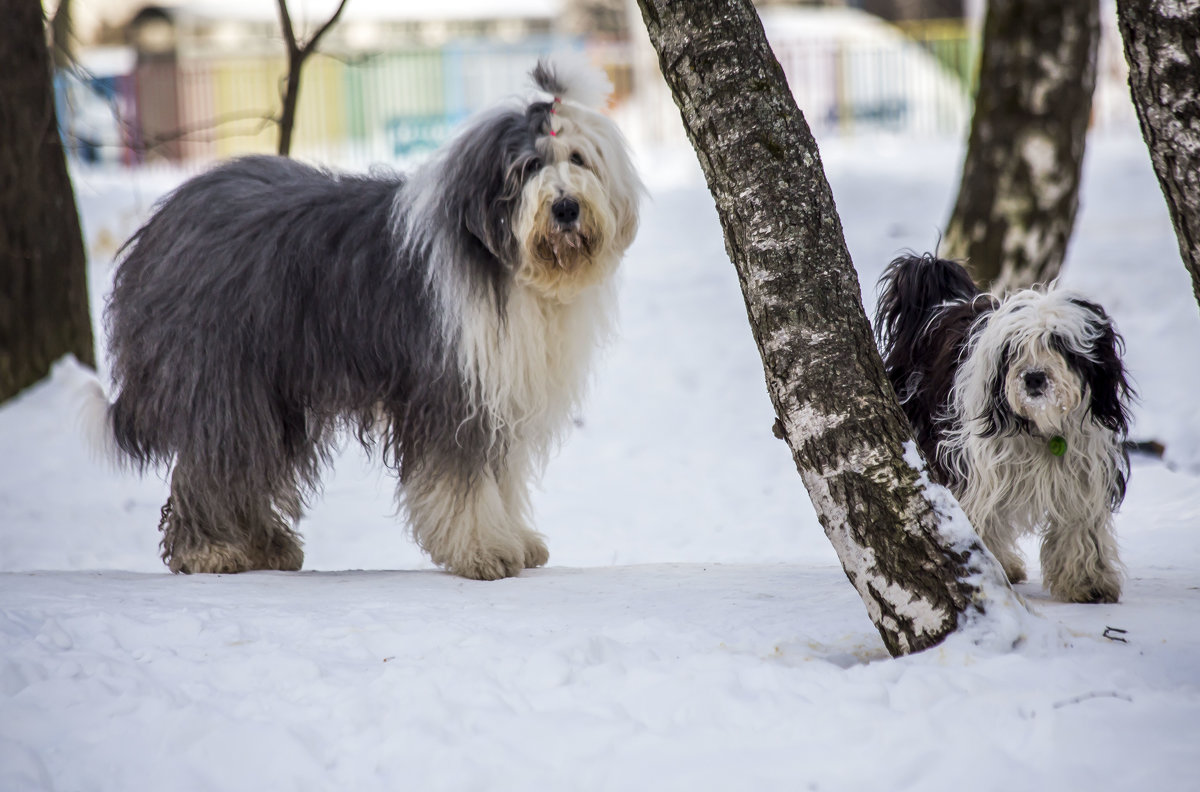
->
(531, 54), (613, 109)
(874, 252), (979, 354)
(66, 360), (123, 468)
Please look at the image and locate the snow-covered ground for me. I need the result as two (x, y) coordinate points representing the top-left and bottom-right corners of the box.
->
(3, 129), (1199, 790)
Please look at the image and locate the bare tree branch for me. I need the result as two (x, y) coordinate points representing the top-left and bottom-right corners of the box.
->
(303, 0), (349, 55)
(276, 0), (299, 55)
(274, 0), (350, 156)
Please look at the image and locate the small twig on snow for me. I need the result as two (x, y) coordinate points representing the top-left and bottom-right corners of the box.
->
(1102, 626), (1129, 643)
(1052, 691), (1133, 709)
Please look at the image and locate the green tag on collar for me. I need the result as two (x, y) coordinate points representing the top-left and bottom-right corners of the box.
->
(1048, 435), (1067, 457)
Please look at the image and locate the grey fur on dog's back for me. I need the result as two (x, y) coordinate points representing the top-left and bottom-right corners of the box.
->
(108, 155), (467, 493)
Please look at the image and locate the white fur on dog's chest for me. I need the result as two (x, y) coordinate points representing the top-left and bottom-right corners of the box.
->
(457, 281), (614, 458)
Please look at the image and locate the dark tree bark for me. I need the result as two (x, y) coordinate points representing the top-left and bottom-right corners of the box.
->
(1116, 0), (1200, 313)
(635, 0), (1025, 656)
(944, 0), (1099, 291)
(275, 0), (348, 157)
(50, 0), (72, 68)
(0, 0), (95, 403)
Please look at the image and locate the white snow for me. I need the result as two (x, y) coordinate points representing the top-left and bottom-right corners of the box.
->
(3, 130), (1200, 790)
(900, 440), (1046, 654)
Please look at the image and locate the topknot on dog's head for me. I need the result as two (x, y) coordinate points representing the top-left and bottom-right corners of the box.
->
(531, 55), (613, 110)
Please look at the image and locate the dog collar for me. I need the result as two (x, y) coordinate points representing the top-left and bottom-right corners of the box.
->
(1048, 435), (1067, 457)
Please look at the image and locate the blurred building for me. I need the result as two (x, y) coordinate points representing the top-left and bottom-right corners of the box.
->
(621, 3), (974, 146)
(856, 0), (966, 20)
(72, 0), (598, 163)
(57, 0), (1141, 167)
(51, 0), (981, 165)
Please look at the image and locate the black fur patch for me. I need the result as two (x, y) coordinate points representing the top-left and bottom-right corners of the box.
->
(1061, 298), (1135, 436)
(875, 253), (989, 485)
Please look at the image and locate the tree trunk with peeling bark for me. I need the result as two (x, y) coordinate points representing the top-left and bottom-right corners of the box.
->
(0, 0), (95, 403)
(635, 0), (1025, 656)
(1116, 0), (1200, 313)
(943, 0), (1099, 291)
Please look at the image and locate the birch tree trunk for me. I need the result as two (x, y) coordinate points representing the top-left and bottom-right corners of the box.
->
(635, 0), (1025, 656)
(0, 0), (95, 403)
(943, 0), (1099, 291)
(1116, 0), (1200, 313)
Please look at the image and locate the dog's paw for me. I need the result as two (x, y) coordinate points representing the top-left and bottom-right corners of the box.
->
(450, 548), (527, 581)
(1067, 579), (1121, 604)
(167, 542), (257, 574)
(251, 531), (304, 572)
(438, 527), (548, 580)
(1048, 570), (1121, 604)
(1080, 587), (1120, 604)
(167, 533), (304, 574)
(521, 531), (549, 570)
(1003, 561), (1028, 584)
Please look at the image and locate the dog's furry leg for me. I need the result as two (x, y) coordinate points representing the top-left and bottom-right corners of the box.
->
(498, 452), (549, 570)
(972, 514), (1028, 585)
(1040, 516), (1122, 603)
(404, 457), (544, 581)
(162, 464), (304, 574)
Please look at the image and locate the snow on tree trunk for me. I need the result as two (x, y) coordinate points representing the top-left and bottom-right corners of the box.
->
(0, 0), (95, 403)
(635, 0), (1029, 656)
(1116, 0), (1200, 314)
(943, 0), (1099, 291)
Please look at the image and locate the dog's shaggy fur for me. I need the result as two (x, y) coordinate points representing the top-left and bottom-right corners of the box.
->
(88, 58), (641, 580)
(875, 254), (1133, 602)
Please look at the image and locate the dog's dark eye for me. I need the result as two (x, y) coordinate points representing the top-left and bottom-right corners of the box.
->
(569, 152), (585, 167)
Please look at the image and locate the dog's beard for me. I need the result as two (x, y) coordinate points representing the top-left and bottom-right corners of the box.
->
(517, 196), (612, 302)
(534, 226), (595, 272)
(1003, 346), (1083, 436)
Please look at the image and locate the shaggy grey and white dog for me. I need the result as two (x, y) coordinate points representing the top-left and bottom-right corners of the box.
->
(86, 59), (641, 580)
(876, 254), (1133, 603)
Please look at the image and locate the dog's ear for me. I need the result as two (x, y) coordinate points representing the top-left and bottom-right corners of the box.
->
(462, 192), (510, 261)
(1069, 298), (1134, 436)
(443, 106), (551, 263)
(980, 339), (1029, 438)
(460, 122), (524, 261)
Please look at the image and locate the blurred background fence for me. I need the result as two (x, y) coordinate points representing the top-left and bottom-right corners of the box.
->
(144, 38), (589, 163)
(54, 4), (1135, 169)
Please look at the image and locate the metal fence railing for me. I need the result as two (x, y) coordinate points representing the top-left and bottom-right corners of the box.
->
(55, 14), (1140, 168)
(64, 36), (595, 167)
(621, 13), (975, 147)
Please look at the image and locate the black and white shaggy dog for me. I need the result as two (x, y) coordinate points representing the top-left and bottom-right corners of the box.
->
(875, 254), (1133, 603)
(86, 59), (641, 580)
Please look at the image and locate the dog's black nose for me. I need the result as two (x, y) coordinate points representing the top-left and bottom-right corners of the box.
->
(552, 197), (580, 226)
(1023, 370), (1048, 395)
